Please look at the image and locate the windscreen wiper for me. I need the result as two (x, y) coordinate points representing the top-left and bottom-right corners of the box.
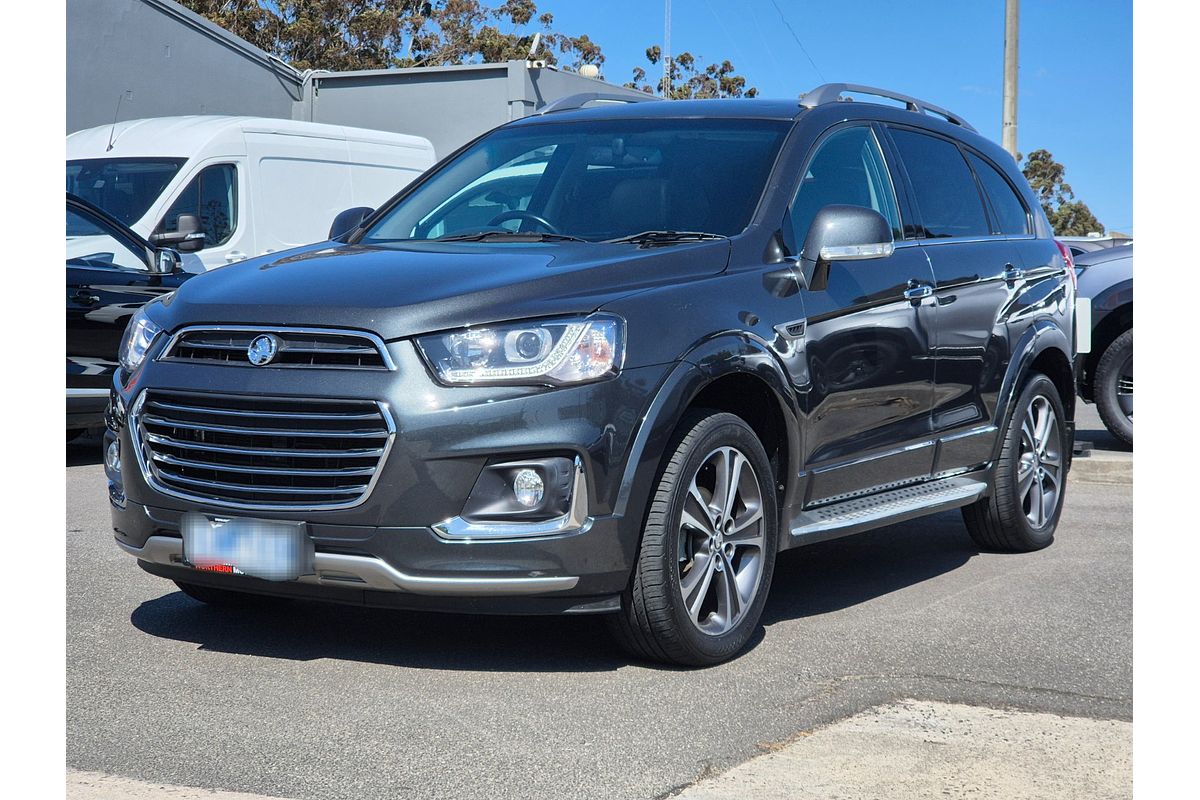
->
(605, 230), (729, 246)
(434, 230), (590, 243)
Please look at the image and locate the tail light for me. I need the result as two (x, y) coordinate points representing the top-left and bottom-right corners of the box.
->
(1054, 240), (1077, 290)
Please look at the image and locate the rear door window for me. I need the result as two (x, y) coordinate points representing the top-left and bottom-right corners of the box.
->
(888, 128), (990, 239)
(966, 151), (1030, 235)
(157, 164), (238, 248)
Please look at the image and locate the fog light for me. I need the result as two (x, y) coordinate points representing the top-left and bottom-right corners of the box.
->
(105, 440), (121, 473)
(513, 468), (544, 508)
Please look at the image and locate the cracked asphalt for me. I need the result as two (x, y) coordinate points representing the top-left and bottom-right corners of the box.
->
(66, 440), (1130, 800)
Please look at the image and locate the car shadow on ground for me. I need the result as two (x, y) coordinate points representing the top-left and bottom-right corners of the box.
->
(67, 431), (105, 467)
(129, 509), (981, 671)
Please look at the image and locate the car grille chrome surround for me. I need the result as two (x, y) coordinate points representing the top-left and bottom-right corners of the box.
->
(129, 389), (395, 511)
(158, 326), (395, 370)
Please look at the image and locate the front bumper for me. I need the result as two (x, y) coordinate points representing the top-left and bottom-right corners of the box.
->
(107, 340), (671, 610)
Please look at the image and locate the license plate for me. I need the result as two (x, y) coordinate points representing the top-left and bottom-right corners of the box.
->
(181, 514), (310, 582)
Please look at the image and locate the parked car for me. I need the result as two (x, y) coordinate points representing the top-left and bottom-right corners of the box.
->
(103, 85), (1077, 666)
(67, 193), (192, 438)
(67, 116), (436, 272)
(1074, 245), (1133, 446)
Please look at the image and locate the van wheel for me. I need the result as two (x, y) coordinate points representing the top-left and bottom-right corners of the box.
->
(608, 410), (778, 666)
(1094, 329), (1133, 447)
(963, 374), (1068, 552)
(174, 581), (268, 607)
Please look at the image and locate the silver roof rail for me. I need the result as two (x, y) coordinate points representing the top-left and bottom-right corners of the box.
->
(536, 91), (661, 116)
(800, 83), (976, 132)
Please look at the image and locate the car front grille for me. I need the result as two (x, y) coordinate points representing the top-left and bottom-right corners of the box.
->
(131, 390), (394, 510)
(159, 327), (392, 370)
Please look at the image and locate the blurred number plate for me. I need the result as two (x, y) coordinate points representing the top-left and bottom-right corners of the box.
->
(181, 514), (309, 582)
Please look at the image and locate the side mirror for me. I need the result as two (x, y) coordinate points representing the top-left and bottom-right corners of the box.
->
(329, 207), (374, 240)
(799, 205), (895, 291)
(153, 248), (182, 275)
(150, 214), (205, 253)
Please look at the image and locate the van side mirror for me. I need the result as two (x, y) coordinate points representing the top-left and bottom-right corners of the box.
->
(329, 207), (374, 240)
(799, 205), (895, 291)
(150, 214), (205, 253)
(153, 248), (182, 275)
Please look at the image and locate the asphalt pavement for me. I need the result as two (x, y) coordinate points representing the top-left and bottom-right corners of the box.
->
(66, 435), (1131, 800)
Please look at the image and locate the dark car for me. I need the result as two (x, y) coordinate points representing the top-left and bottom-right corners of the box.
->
(103, 85), (1077, 666)
(67, 194), (194, 439)
(1075, 245), (1133, 446)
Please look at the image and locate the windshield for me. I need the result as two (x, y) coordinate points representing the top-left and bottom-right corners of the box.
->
(66, 157), (186, 226)
(361, 118), (790, 244)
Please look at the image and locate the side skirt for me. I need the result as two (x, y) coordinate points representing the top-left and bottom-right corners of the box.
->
(783, 473), (989, 549)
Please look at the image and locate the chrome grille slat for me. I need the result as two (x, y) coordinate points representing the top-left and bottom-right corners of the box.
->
(133, 390), (394, 511)
(159, 326), (393, 370)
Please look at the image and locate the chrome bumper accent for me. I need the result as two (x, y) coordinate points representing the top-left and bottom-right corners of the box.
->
(431, 456), (592, 541)
(117, 535), (579, 596)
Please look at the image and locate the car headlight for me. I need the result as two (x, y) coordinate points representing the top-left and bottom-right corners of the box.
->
(417, 315), (624, 386)
(118, 306), (163, 374)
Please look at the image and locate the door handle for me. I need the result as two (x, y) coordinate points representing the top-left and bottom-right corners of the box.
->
(71, 290), (100, 306)
(225, 251), (248, 263)
(903, 280), (934, 303)
(1003, 264), (1025, 284)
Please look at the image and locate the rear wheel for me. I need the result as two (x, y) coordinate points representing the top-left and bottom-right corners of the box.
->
(174, 580), (270, 607)
(963, 374), (1068, 552)
(608, 410), (778, 666)
(1094, 328), (1133, 447)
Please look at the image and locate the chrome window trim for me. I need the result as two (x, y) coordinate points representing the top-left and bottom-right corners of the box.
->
(157, 325), (397, 371)
(128, 389), (397, 513)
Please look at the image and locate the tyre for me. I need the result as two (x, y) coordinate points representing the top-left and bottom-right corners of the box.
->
(963, 373), (1069, 552)
(608, 410), (778, 666)
(174, 580), (269, 607)
(1093, 328), (1133, 447)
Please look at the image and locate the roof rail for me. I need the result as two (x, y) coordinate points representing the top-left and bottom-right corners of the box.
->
(536, 91), (661, 115)
(799, 83), (976, 132)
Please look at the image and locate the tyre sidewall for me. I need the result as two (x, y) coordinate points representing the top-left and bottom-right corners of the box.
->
(1095, 330), (1133, 446)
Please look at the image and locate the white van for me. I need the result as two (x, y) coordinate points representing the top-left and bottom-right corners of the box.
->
(66, 116), (436, 271)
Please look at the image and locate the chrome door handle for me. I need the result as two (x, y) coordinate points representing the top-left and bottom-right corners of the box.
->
(903, 282), (933, 302)
(225, 251), (248, 263)
(1003, 264), (1025, 283)
(71, 289), (100, 306)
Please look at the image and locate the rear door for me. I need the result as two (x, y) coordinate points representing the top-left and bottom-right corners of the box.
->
(67, 202), (186, 391)
(790, 124), (940, 504)
(883, 126), (1025, 473)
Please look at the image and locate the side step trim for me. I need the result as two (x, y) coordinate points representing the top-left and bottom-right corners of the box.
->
(789, 476), (988, 546)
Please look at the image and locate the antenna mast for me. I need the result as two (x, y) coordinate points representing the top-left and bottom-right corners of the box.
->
(663, 0), (672, 97)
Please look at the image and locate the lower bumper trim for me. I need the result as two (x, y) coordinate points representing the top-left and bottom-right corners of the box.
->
(117, 535), (580, 596)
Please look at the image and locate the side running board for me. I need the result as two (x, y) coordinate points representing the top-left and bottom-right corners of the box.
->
(790, 476), (988, 545)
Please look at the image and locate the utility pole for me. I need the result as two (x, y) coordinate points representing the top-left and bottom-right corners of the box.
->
(1002, 0), (1019, 158)
(663, 0), (672, 97)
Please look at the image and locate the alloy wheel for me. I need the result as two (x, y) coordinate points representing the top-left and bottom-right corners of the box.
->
(677, 446), (766, 636)
(1016, 395), (1062, 529)
(1116, 354), (1133, 421)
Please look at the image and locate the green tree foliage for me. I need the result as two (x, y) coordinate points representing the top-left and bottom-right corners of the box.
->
(180, 0), (604, 72)
(625, 46), (758, 98)
(1020, 148), (1104, 236)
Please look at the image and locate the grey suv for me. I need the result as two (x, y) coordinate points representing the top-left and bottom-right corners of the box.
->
(104, 84), (1077, 665)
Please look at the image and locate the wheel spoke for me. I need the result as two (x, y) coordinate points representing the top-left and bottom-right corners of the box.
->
(681, 550), (717, 622)
(715, 553), (742, 627)
(1017, 459), (1036, 502)
(1040, 480), (1055, 526)
(723, 451), (747, 522)
(682, 480), (715, 535)
(709, 448), (732, 523)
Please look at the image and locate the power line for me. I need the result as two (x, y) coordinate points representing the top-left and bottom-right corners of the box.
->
(766, 0), (825, 82)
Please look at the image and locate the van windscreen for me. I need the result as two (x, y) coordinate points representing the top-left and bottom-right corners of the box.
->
(66, 158), (186, 227)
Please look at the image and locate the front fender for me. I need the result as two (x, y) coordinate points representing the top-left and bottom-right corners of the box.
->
(990, 319), (1074, 463)
(611, 334), (802, 549)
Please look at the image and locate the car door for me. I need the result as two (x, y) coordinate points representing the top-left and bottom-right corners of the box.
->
(152, 161), (246, 270)
(67, 202), (187, 393)
(788, 124), (939, 504)
(883, 126), (1027, 474)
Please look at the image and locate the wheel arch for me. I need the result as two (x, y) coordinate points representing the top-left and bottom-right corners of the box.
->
(1080, 299), (1133, 400)
(990, 320), (1075, 463)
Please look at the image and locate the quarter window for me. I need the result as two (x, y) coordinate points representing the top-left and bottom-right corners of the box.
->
(888, 128), (990, 238)
(967, 151), (1030, 235)
(788, 126), (902, 246)
(158, 164), (237, 248)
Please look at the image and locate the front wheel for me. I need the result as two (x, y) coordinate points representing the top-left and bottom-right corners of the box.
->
(608, 410), (778, 666)
(1094, 328), (1133, 447)
(963, 373), (1069, 552)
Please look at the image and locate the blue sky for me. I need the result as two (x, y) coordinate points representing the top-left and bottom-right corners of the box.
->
(544, 0), (1133, 234)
